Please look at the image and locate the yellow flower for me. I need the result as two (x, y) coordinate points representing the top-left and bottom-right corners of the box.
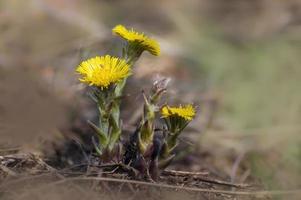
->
(76, 55), (131, 89)
(112, 24), (160, 56)
(161, 104), (196, 121)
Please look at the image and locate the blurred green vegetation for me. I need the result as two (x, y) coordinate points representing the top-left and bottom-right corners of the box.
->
(180, 23), (301, 189)
(187, 31), (301, 129)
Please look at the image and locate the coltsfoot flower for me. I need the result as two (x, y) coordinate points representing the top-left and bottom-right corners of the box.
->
(160, 104), (196, 163)
(74, 23), (197, 177)
(76, 55), (131, 89)
(161, 104), (196, 121)
(112, 24), (160, 56)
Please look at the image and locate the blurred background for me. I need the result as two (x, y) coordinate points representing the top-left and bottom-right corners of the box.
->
(1, 0), (301, 192)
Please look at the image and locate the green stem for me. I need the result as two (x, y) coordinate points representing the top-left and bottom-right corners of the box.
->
(167, 132), (179, 151)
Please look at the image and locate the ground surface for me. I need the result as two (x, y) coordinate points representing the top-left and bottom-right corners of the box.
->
(0, 151), (265, 200)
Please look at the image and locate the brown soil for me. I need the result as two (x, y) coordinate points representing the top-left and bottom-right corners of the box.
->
(0, 150), (268, 200)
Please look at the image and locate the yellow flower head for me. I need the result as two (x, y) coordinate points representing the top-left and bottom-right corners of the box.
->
(76, 55), (131, 89)
(161, 104), (196, 121)
(112, 24), (160, 56)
